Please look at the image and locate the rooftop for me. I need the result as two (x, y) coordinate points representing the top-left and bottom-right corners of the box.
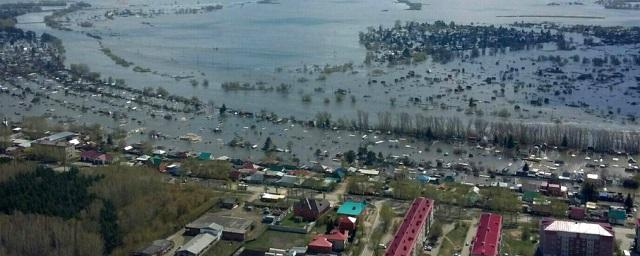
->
(136, 239), (173, 255)
(178, 233), (217, 255)
(42, 131), (76, 142)
(322, 228), (349, 241)
(470, 213), (502, 256)
(186, 213), (253, 234)
(261, 193), (286, 201)
(337, 200), (366, 216)
(542, 219), (614, 237)
(357, 169), (380, 175)
(308, 236), (332, 248)
(294, 198), (330, 213)
(385, 197), (434, 256)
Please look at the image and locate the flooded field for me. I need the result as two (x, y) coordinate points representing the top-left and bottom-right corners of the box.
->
(3, 0), (640, 183)
(13, 0), (640, 126)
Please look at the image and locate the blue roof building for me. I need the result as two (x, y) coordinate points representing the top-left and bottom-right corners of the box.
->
(337, 200), (366, 217)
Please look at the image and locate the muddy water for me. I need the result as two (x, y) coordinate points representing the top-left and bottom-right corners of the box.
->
(15, 0), (640, 124)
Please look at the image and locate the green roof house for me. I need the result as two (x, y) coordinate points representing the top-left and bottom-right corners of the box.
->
(150, 156), (162, 166)
(608, 207), (626, 225)
(197, 152), (212, 160)
(337, 200), (366, 217)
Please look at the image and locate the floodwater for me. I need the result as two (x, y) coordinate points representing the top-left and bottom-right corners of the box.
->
(4, 0), (640, 180)
(14, 0), (640, 124)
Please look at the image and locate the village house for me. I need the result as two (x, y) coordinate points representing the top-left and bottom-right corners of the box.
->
(80, 150), (112, 165)
(336, 215), (357, 231)
(322, 228), (349, 251)
(293, 198), (330, 221)
(307, 236), (333, 254)
(539, 181), (566, 197)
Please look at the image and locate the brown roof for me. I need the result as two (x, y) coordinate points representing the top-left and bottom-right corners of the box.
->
(294, 198), (330, 214)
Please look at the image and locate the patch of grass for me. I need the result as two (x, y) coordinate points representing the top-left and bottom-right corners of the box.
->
(279, 212), (312, 228)
(502, 220), (538, 256)
(438, 221), (469, 256)
(245, 230), (310, 251)
(205, 240), (242, 256)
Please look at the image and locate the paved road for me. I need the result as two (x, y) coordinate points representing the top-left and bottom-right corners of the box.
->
(461, 217), (479, 256)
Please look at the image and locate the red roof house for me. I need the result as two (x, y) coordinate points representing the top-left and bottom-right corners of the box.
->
(323, 228), (349, 251)
(470, 213), (503, 256)
(384, 197), (434, 256)
(80, 150), (112, 165)
(336, 215), (357, 231)
(307, 235), (333, 254)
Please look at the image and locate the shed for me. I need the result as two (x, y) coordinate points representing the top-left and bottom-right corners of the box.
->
(175, 233), (219, 256)
(221, 197), (239, 209)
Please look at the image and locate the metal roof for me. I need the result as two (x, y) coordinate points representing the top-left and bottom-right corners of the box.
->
(337, 201), (366, 216)
(385, 197), (434, 256)
(470, 213), (502, 256)
(544, 220), (613, 237)
(42, 132), (76, 141)
(186, 213), (252, 234)
(178, 233), (217, 255)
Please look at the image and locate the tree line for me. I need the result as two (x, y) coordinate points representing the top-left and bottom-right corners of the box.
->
(319, 111), (640, 154)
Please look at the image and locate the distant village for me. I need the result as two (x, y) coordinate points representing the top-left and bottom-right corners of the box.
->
(2, 2), (640, 256)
